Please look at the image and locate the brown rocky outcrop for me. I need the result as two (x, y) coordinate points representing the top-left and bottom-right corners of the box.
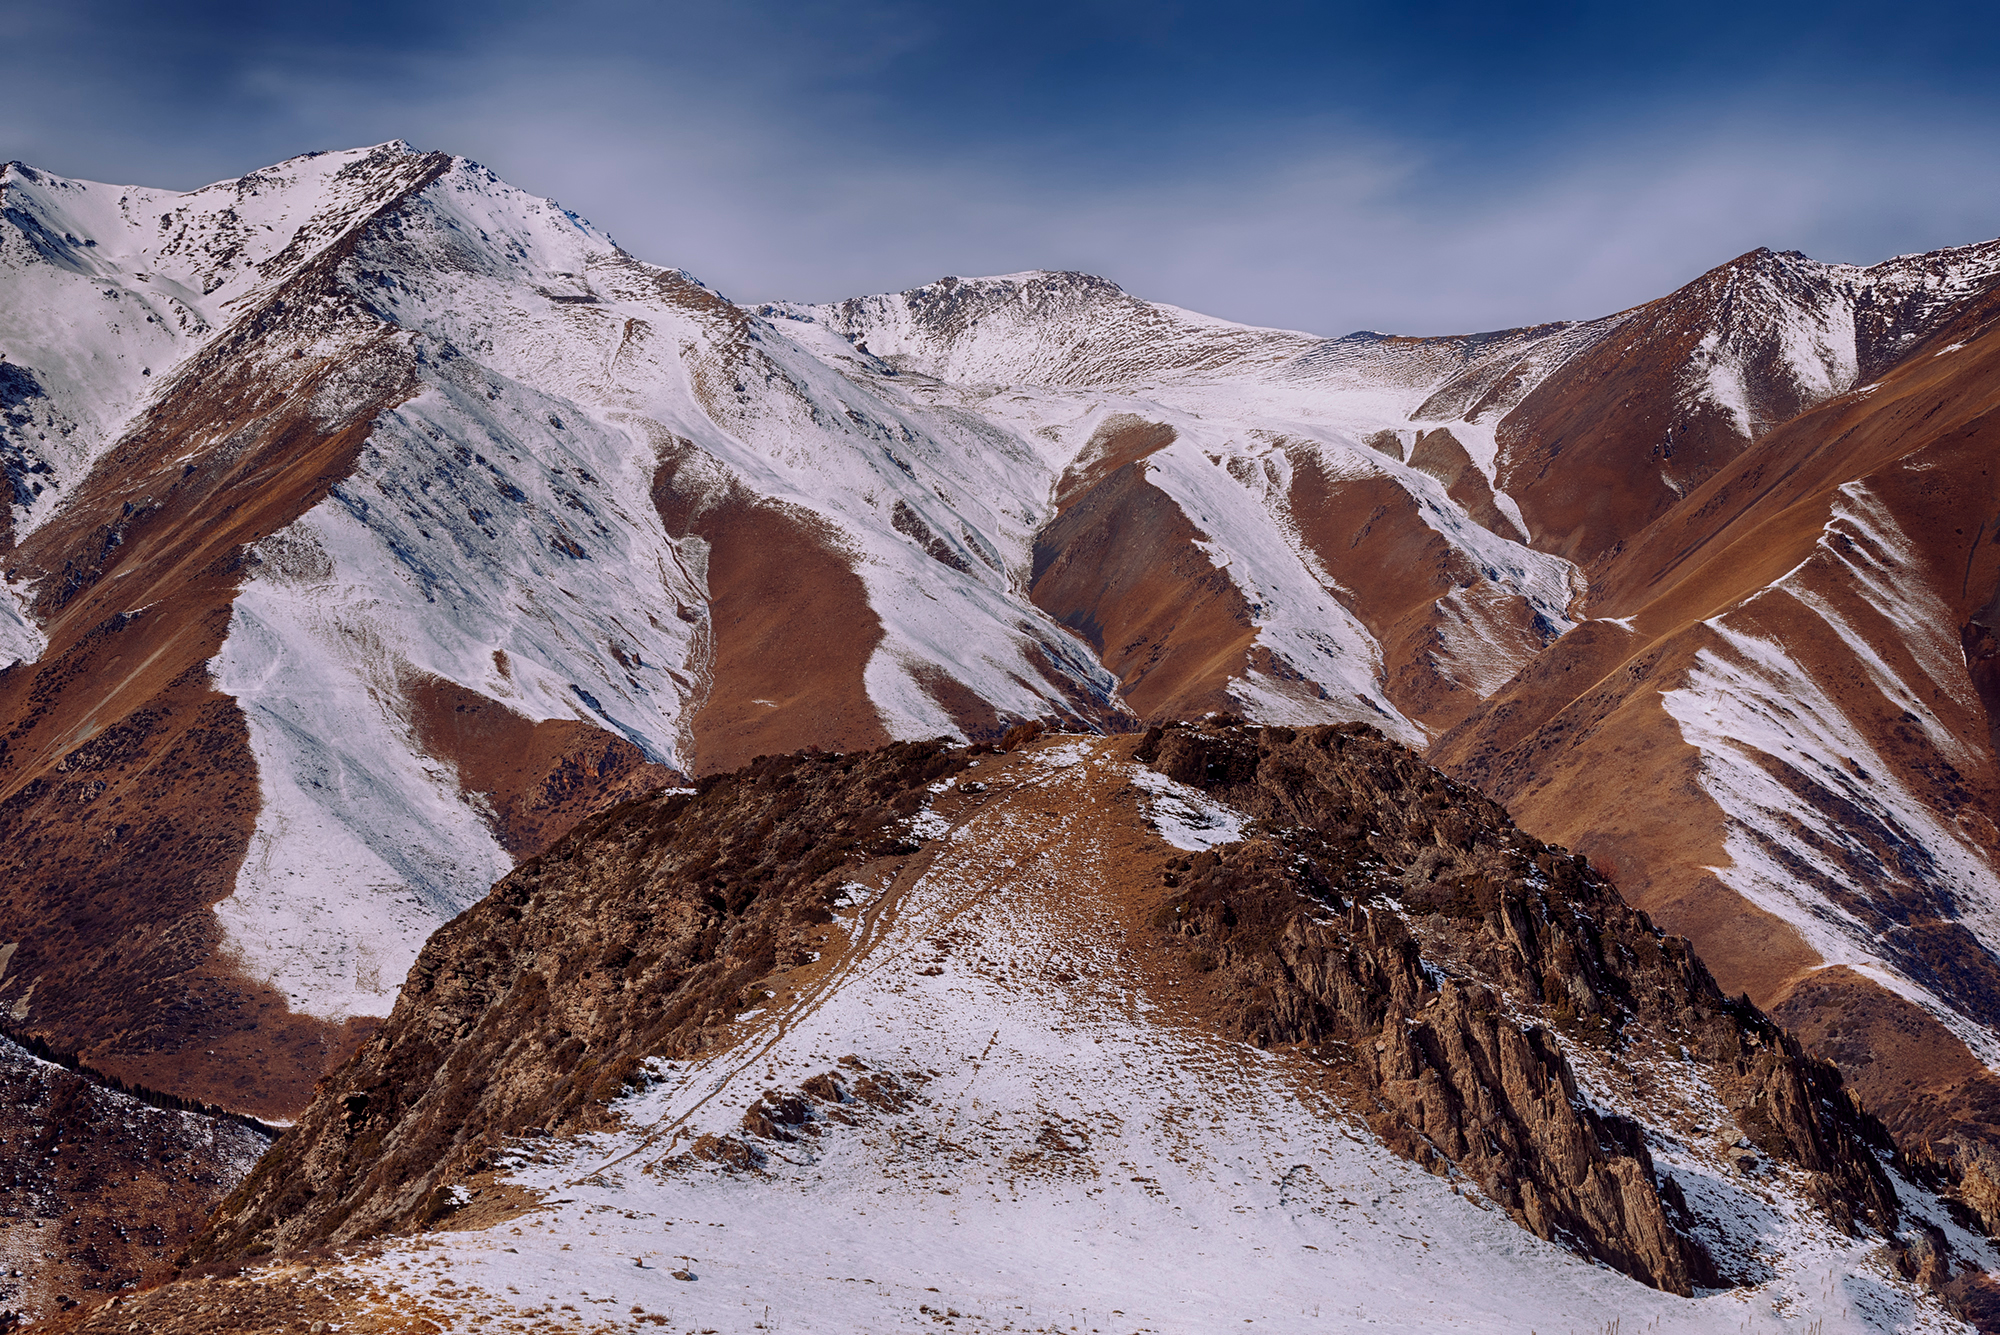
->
(0, 1034), (268, 1326)
(186, 739), (967, 1263)
(1138, 719), (1900, 1294)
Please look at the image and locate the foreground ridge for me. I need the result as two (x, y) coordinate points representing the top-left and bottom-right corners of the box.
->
(59, 727), (1989, 1332)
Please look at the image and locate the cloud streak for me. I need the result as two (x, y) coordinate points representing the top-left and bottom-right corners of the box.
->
(9, 0), (2000, 334)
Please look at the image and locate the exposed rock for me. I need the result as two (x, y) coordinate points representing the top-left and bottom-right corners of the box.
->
(1137, 718), (1899, 1295)
(187, 740), (967, 1262)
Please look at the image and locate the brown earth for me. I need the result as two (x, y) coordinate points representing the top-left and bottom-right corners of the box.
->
(1493, 249), (1847, 569)
(0, 1036), (269, 1327)
(1285, 448), (1559, 734)
(1406, 427), (1526, 542)
(1050, 413), (1177, 508)
(405, 675), (681, 859)
(52, 1260), (484, 1335)
(1031, 419), (1259, 720)
(651, 439), (894, 773)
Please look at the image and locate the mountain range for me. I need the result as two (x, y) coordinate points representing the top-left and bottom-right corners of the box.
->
(5, 141), (2000, 1330)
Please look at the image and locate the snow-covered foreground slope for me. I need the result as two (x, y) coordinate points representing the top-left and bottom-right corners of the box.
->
(104, 738), (1984, 1334)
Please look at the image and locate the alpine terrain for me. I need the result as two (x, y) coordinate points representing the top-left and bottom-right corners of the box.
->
(1, 141), (1999, 1330)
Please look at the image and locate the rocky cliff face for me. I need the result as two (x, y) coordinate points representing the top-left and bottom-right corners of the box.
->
(1136, 720), (1899, 1295)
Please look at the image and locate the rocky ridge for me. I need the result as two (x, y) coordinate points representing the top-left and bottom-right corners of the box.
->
(1137, 719), (1900, 1294)
(188, 739), (968, 1262)
(181, 726), (1959, 1317)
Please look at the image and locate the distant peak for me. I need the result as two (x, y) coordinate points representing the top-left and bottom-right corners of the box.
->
(924, 270), (1123, 295)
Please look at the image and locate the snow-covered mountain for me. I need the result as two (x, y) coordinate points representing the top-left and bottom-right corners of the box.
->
(1437, 269), (2000, 1214)
(7, 144), (2000, 1323)
(0, 145), (1607, 1113)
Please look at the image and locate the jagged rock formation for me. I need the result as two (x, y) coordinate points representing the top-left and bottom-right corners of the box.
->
(1137, 719), (1899, 1294)
(188, 740), (966, 1261)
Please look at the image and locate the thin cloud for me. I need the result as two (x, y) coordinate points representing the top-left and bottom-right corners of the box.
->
(7, 0), (1999, 336)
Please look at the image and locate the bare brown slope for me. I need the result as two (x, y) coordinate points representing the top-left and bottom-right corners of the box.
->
(405, 675), (681, 859)
(1495, 249), (1848, 569)
(1433, 282), (2000, 1229)
(0, 1035), (268, 1325)
(652, 441), (892, 773)
(1030, 419), (1258, 720)
(1406, 427), (1526, 542)
(1285, 448), (1559, 734)
(1437, 286), (2000, 972)
(1585, 288), (2000, 624)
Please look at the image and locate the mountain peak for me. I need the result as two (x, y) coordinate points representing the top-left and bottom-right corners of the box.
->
(926, 268), (1125, 294)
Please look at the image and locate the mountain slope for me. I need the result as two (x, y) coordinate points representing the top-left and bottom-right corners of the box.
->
(7, 141), (2000, 1276)
(0, 1034), (267, 1326)
(1434, 259), (2000, 1231)
(1492, 243), (2000, 570)
(78, 727), (1978, 1334)
(0, 149), (1608, 1115)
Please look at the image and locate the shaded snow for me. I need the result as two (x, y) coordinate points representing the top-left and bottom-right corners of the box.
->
(1661, 485), (2000, 1067)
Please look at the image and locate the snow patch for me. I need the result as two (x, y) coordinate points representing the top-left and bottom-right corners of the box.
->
(1131, 767), (1249, 850)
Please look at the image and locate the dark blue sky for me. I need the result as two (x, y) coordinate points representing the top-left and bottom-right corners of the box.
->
(8, 0), (1999, 333)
